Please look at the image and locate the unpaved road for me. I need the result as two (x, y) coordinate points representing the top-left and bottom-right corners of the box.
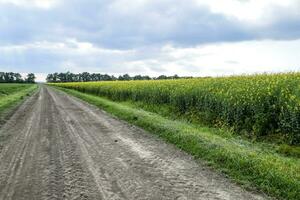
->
(0, 85), (267, 200)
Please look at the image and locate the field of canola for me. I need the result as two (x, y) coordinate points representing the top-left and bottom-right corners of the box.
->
(51, 73), (300, 145)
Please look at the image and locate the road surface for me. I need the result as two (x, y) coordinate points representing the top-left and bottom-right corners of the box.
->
(0, 85), (267, 200)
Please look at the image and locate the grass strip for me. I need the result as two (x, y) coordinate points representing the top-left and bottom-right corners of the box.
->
(55, 86), (300, 200)
(0, 84), (38, 123)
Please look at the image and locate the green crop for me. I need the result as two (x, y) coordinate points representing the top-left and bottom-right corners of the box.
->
(50, 72), (300, 145)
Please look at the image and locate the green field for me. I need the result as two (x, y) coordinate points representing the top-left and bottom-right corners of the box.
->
(50, 73), (300, 145)
(51, 73), (300, 200)
(0, 84), (38, 122)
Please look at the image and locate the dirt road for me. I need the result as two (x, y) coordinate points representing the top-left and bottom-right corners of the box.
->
(0, 85), (267, 200)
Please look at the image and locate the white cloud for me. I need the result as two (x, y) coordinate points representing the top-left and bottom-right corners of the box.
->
(0, 39), (134, 55)
(195, 0), (298, 22)
(0, 0), (300, 80)
(0, 0), (58, 9)
(1, 38), (300, 81)
(151, 39), (300, 76)
(0, 39), (135, 78)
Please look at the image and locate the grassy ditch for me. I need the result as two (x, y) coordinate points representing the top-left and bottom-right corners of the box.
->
(54, 86), (300, 200)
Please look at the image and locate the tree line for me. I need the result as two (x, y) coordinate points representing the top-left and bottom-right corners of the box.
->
(46, 72), (190, 82)
(0, 72), (36, 83)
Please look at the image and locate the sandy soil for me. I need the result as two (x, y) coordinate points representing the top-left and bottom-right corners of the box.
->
(0, 85), (268, 200)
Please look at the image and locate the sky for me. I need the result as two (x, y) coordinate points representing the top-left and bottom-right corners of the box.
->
(0, 0), (300, 82)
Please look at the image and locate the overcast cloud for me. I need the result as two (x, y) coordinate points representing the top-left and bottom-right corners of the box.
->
(0, 0), (299, 81)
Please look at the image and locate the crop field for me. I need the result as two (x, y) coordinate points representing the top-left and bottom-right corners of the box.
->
(51, 72), (300, 145)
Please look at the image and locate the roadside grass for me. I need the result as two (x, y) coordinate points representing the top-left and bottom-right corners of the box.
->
(0, 84), (38, 125)
(124, 101), (300, 159)
(55, 86), (300, 200)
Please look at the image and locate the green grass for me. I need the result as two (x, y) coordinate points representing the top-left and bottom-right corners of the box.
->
(277, 144), (300, 158)
(0, 84), (32, 96)
(123, 100), (300, 159)
(54, 86), (300, 200)
(0, 84), (38, 123)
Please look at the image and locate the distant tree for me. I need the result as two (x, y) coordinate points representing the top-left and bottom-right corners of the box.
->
(58, 73), (66, 82)
(133, 75), (143, 80)
(132, 75), (153, 80)
(0, 72), (37, 83)
(45, 72), (185, 83)
(156, 75), (168, 80)
(81, 72), (90, 82)
(118, 75), (124, 81)
(65, 71), (73, 82)
(15, 73), (23, 83)
(25, 73), (36, 83)
(90, 73), (97, 81)
(75, 74), (81, 82)
(142, 75), (151, 80)
(46, 74), (54, 82)
(6, 72), (14, 83)
(111, 75), (117, 81)
(123, 74), (132, 80)
(0, 72), (4, 83)
(172, 74), (179, 79)
(103, 74), (114, 81)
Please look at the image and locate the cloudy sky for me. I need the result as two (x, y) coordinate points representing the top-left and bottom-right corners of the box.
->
(0, 0), (300, 81)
